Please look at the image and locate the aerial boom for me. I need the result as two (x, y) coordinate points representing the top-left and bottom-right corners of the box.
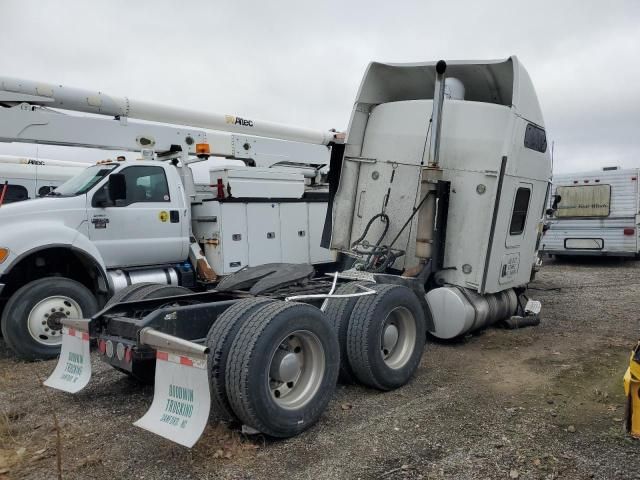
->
(0, 77), (342, 146)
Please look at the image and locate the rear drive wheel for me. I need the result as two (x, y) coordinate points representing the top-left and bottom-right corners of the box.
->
(226, 301), (339, 437)
(346, 284), (426, 390)
(323, 281), (371, 383)
(205, 297), (274, 423)
(1, 277), (98, 361)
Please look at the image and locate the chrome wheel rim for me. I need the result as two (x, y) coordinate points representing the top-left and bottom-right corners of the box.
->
(268, 329), (325, 410)
(380, 306), (416, 369)
(27, 296), (82, 346)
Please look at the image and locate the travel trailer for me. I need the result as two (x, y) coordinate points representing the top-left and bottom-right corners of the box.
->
(542, 167), (640, 257)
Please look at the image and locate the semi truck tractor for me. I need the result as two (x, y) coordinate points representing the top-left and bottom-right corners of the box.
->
(0, 81), (336, 360)
(13, 56), (549, 447)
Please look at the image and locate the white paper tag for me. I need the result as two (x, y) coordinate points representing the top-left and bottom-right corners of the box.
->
(43, 326), (91, 394)
(134, 350), (211, 448)
(525, 299), (542, 315)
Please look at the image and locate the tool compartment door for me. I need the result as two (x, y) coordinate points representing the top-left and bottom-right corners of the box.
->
(280, 203), (310, 264)
(219, 203), (248, 274)
(247, 203), (282, 265)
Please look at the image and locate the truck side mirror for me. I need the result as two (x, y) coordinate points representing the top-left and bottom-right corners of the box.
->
(93, 188), (110, 208)
(108, 173), (127, 203)
(545, 194), (561, 217)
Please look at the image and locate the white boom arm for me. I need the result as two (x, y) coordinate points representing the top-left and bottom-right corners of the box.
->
(0, 77), (342, 146)
(0, 154), (86, 168)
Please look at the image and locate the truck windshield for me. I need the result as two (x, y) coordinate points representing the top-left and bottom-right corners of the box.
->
(49, 164), (117, 197)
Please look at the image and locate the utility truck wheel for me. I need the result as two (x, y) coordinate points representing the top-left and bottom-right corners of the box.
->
(205, 297), (274, 423)
(226, 301), (339, 438)
(323, 281), (370, 384)
(347, 284), (426, 391)
(1, 277), (98, 361)
(109, 283), (192, 384)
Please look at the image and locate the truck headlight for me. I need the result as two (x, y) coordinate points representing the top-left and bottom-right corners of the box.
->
(0, 248), (9, 263)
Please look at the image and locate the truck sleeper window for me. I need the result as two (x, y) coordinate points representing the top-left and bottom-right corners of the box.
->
(509, 187), (531, 235)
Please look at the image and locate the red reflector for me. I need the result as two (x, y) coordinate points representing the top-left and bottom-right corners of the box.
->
(180, 356), (193, 367)
(98, 339), (106, 354)
(624, 228), (635, 236)
(124, 347), (132, 363)
(157, 351), (169, 361)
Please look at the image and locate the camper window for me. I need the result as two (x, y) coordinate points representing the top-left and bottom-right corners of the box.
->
(3, 184), (29, 203)
(509, 187), (531, 235)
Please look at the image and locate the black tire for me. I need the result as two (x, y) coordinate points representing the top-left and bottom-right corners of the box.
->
(126, 284), (192, 303)
(205, 297), (274, 423)
(110, 283), (192, 384)
(104, 282), (160, 309)
(346, 284), (426, 391)
(226, 301), (339, 437)
(323, 281), (371, 383)
(1, 277), (98, 361)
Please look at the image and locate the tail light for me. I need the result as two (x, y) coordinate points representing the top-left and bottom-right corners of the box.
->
(624, 228), (635, 236)
(116, 342), (125, 361)
(105, 340), (114, 358)
(98, 339), (106, 354)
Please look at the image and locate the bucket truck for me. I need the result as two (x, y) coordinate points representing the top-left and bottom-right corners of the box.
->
(0, 78), (337, 360)
(0, 155), (86, 203)
(13, 56), (549, 447)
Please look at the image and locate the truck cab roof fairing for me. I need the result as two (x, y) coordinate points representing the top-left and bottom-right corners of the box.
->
(351, 56), (544, 128)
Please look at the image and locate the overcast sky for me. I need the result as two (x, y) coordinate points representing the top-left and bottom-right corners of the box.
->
(0, 0), (638, 174)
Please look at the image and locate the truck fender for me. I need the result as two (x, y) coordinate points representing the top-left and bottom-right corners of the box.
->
(0, 221), (110, 296)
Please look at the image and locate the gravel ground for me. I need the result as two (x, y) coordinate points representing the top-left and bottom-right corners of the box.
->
(1, 257), (639, 479)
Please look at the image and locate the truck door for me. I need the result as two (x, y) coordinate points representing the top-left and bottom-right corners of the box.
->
(88, 165), (187, 267)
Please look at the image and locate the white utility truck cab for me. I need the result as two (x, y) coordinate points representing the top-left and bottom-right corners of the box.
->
(0, 82), (336, 359)
(0, 155), (85, 202)
(542, 166), (640, 257)
(33, 56), (550, 447)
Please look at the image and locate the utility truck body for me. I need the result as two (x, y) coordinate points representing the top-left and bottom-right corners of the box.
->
(5, 57), (550, 447)
(542, 167), (640, 257)
(0, 86), (335, 359)
(0, 155), (85, 202)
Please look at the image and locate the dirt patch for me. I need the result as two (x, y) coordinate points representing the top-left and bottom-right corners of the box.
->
(1, 257), (640, 479)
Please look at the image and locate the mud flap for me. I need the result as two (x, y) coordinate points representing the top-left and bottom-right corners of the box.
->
(43, 319), (91, 394)
(133, 328), (211, 448)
